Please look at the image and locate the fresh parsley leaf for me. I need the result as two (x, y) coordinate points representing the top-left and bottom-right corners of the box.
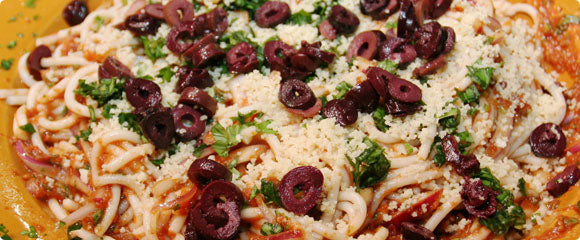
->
(231, 111), (277, 134)
(228, 158), (241, 177)
(93, 16), (105, 31)
(102, 103), (116, 119)
(467, 64), (493, 90)
(207, 88), (226, 103)
(157, 66), (175, 83)
(78, 128), (92, 141)
(19, 123), (35, 134)
(378, 59), (398, 74)
(88, 106), (97, 122)
(433, 144), (445, 166)
(313, 0), (339, 23)
(258, 179), (282, 206)
(467, 108), (479, 116)
(260, 222), (284, 236)
(473, 168), (526, 235)
(404, 143), (413, 155)
(25, 0), (36, 8)
(454, 131), (473, 154)
(1, 58), (14, 70)
(484, 36), (494, 45)
(19, 226), (38, 238)
(225, 0), (267, 16)
(255, 120), (277, 134)
(92, 210), (103, 224)
(193, 143), (208, 157)
(347, 138), (391, 189)
(438, 108), (460, 130)
(7, 41), (16, 49)
(372, 106), (389, 132)
(334, 81), (353, 99)
(518, 178), (527, 197)
(457, 84), (480, 104)
(288, 10), (313, 25)
(211, 123), (242, 157)
(139, 36), (167, 61)
(150, 157), (165, 166)
(0, 224), (12, 240)
(75, 78), (125, 106)
(385, 21), (397, 29)
(250, 186), (259, 200)
(67, 222), (82, 240)
(118, 112), (143, 135)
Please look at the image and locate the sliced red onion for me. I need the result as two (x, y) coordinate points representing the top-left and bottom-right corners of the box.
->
(155, 186), (198, 210)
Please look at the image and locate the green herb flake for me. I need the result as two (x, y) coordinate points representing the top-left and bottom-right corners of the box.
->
(257, 179), (282, 206)
(0, 223), (12, 240)
(457, 84), (480, 104)
(19, 226), (38, 238)
(75, 78), (125, 106)
(33, 15), (40, 21)
(19, 123), (36, 134)
(556, 15), (580, 34)
(8, 16), (17, 23)
(225, 0), (268, 16)
(372, 106), (389, 132)
(467, 108), (479, 116)
(211, 123), (242, 157)
(228, 158), (241, 177)
(249, 186), (259, 200)
(577, 200), (580, 211)
(334, 81), (353, 99)
(102, 103), (116, 119)
(378, 59), (398, 74)
(157, 66), (175, 83)
(92, 210), (104, 224)
(474, 168), (526, 235)
(260, 222), (284, 236)
(288, 10), (313, 25)
(25, 0), (36, 8)
(517, 178), (528, 197)
(150, 157), (165, 166)
(403, 143), (413, 155)
(484, 36), (494, 45)
(7, 41), (17, 49)
(139, 36), (168, 61)
(93, 16), (105, 32)
(563, 216), (579, 227)
(193, 143), (208, 157)
(438, 108), (460, 130)
(467, 64), (494, 90)
(118, 112), (143, 135)
(385, 21), (397, 29)
(347, 137), (391, 189)
(67, 222), (82, 240)
(88, 106), (97, 122)
(78, 128), (92, 141)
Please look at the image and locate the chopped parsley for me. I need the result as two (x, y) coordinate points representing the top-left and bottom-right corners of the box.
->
(260, 222), (284, 236)
(228, 158), (241, 177)
(433, 142), (445, 166)
(224, 0), (267, 16)
(467, 108), (479, 116)
(372, 106), (389, 132)
(75, 78), (124, 106)
(0, 224), (12, 240)
(93, 16), (105, 32)
(556, 15), (580, 34)
(438, 108), (460, 130)
(347, 138), (391, 189)
(288, 10), (313, 25)
(484, 36), (494, 45)
(92, 210), (104, 225)
(518, 178), (528, 197)
(404, 143), (413, 155)
(378, 59), (398, 74)
(88, 106), (97, 122)
(139, 36), (167, 61)
(385, 21), (397, 29)
(333, 81), (353, 99)
(118, 112), (143, 135)
(7, 41), (17, 49)
(19, 123), (35, 134)
(25, 0), (36, 8)
(1, 58), (14, 70)
(211, 123), (242, 157)
(457, 84), (480, 104)
(193, 143), (208, 157)
(467, 63), (494, 90)
(150, 157), (165, 166)
(473, 168), (526, 235)
(102, 103), (116, 119)
(77, 128), (92, 141)
(19, 226), (38, 238)
(455, 131), (474, 154)
(67, 222), (82, 240)
(251, 179), (282, 206)
(313, 0), (339, 23)
(156, 66), (175, 83)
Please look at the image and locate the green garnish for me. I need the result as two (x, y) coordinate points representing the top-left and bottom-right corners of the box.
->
(75, 78), (124, 106)
(347, 137), (391, 189)
(19, 124), (36, 134)
(334, 81), (353, 99)
(372, 106), (389, 132)
(1, 58), (14, 70)
(139, 36), (167, 61)
(260, 222), (284, 236)
(288, 10), (313, 25)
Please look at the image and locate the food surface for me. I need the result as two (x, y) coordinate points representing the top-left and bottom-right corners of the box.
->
(0, 0), (579, 239)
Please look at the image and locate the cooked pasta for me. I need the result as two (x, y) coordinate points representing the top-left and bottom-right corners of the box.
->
(2, 0), (578, 239)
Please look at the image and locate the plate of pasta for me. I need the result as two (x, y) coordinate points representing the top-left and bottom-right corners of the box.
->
(0, 0), (580, 239)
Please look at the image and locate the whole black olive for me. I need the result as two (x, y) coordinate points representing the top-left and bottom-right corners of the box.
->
(62, 0), (89, 26)
(27, 45), (52, 81)
(172, 105), (206, 141)
(254, 1), (291, 28)
(187, 157), (232, 188)
(279, 79), (317, 110)
(322, 99), (358, 126)
(529, 123), (567, 158)
(124, 78), (163, 110)
(328, 5), (360, 34)
(279, 166), (324, 215)
(140, 107), (175, 149)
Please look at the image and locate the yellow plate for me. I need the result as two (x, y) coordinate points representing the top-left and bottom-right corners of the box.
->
(0, 0), (579, 239)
